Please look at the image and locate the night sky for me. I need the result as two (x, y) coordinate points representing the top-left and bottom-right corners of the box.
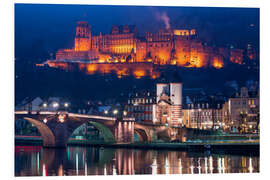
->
(15, 4), (259, 60)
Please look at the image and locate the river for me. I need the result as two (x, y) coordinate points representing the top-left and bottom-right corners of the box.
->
(15, 145), (259, 176)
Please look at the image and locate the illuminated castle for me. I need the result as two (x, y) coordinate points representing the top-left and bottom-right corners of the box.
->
(55, 21), (246, 69)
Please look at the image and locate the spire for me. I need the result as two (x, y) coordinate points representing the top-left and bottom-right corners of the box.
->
(157, 70), (182, 83)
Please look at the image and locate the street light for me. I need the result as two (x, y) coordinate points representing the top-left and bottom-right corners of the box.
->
(113, 110), (118, 115)
(53, 102), (59, 108)
(43, 118), (48, 123)
(123, 111), (127, 116)
(104, 110), (108, 114)
(64, 103), (69, 108)
(43, 103), (47, 108)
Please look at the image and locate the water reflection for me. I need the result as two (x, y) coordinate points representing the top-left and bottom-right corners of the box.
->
(15, 146), (259, 176)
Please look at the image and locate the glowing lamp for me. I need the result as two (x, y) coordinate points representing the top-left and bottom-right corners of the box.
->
(58, 115), (65, 123)
(104, 110), (108, 114)
(64, 103), (69, 108)
(43, 118), (48, 123)
(53, 102), (59, 108)
(113, 110), (118, 115)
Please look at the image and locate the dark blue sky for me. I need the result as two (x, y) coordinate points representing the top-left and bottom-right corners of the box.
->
(15, 4), (259, 60)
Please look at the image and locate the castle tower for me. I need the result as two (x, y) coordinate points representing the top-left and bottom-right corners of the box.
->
(74, 21), (91, 51)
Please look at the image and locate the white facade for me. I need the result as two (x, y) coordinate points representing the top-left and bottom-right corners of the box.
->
(156, 82), (182, 105)
(155, 82), (183, 126)
(170, 83), (182, 105)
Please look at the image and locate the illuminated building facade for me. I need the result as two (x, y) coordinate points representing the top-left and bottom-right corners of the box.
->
(230, 48), (244, 64)
(126, 91), (155, 123)
(54, 21), (245, 68)
(182, 100), (223, 130)
(181, 88), (226, 130)
(222, 87), (259, 133)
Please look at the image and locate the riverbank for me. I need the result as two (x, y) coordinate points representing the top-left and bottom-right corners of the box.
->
(15, 136), (259, 155)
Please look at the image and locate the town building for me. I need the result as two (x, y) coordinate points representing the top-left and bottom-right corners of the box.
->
(125, 72), (183, 126)
(222, 87), (259, 133)
(15, 97), (43, 111)
(126, 90), (155, 124)
(182, 97), (224, 130)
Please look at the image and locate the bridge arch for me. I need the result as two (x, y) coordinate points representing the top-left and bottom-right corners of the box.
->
(23, 117), (55, 147)
(70, 121), (116, 143)
(134, 128), (151, 142)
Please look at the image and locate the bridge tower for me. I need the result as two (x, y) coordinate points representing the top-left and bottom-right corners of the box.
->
(155, 72), (183, 126)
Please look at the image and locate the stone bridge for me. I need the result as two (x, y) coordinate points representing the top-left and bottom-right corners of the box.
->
(134, 123), (188, 142)
(15, 111), (135, 147)
(15, 111), (190, 148)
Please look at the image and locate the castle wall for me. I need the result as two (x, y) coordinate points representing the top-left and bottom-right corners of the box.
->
(174, 38), (191, 66)
(135, 41), (147, 62)
(147, 41), (172, 65)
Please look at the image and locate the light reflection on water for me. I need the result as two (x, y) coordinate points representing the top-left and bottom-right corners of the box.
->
(15, 146), (259, 176)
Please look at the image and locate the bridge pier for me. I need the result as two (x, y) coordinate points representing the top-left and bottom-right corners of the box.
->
(114, 119), (135, 144)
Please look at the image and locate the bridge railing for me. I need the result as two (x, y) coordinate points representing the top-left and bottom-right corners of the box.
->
(67, 113), (116, 121)
(15, 111), (58, 115)
(15, 111), (129, 121)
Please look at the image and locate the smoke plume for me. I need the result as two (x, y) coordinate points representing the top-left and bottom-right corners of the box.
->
(156, 11), (171, 29)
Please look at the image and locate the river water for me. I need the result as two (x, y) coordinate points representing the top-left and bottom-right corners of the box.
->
(15, 145), (259, 176)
